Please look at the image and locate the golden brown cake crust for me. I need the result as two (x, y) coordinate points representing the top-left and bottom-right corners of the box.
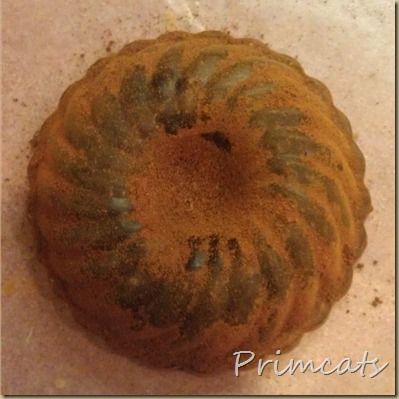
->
(28, 31), (371, 372)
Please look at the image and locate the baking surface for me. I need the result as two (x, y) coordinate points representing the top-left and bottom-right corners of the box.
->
(1, 0), (395, 395)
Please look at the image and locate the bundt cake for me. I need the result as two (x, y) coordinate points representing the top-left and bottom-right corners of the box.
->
(28, 31), (372, 372)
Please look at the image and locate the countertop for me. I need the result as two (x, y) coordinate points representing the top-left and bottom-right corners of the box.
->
(2, 0), (395, 394)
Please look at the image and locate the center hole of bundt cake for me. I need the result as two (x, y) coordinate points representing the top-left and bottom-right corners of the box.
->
(131, 128), (264, 246)
(137, 130), (253, 219)
(200, 131), (232, 153)
(165, 132), (238, 198)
